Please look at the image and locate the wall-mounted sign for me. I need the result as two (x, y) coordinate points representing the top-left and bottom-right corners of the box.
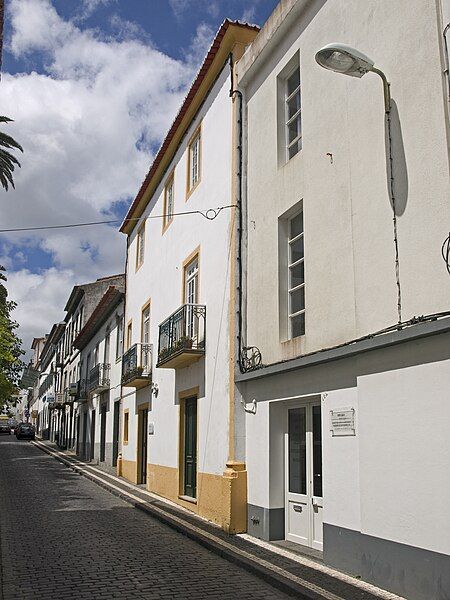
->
(330, 408), (355, 436)
(148, 422), (155, 435)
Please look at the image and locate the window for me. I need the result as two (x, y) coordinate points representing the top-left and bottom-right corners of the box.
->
(187, 126), (201, 194)
(93, 343), (99, 366)
(123, 410), (129, 444)
(184, 257), (199, 305)
(103, 331), (110, 364)
(163, 173), (175, 230)
(288, 211), (305, 338)
(116, 316), (124, 359)
(285, 67), (301, 160)
(184, 256), (199, 341)
(136, 222), (145, 270)
(126, 321), (132, 350)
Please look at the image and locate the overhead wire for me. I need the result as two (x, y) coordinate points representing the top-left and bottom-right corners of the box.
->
(0, 204), (237, 233)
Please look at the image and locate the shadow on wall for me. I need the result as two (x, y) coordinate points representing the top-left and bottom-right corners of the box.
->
(385, 99), (408, 216)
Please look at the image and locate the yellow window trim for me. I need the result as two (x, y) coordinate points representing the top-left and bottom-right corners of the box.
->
(135, 222), (146, 272)
(181, 246), (200, 304)
(185, 123), (202, 201)
(123, 409), (129, 445)
(162, 171), (175, 234)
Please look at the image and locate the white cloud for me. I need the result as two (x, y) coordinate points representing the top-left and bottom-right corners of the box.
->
(2, 0), (200, 356)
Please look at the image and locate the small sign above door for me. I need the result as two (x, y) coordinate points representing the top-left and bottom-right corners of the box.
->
(330, 408), (355, 436)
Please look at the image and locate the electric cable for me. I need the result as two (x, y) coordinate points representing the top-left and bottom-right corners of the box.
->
(442, 232), (450, 275)
(0, 205), (237, 233)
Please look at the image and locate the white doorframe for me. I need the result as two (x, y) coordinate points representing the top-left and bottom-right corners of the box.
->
(284, 398), (323, 550)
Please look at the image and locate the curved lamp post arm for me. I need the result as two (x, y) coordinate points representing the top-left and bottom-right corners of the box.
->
(370, 67), (391, 113)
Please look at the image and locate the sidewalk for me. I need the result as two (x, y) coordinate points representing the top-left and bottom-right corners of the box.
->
(32, 439), (405, 600)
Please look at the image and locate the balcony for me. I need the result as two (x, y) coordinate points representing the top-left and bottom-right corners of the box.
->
(77, 379), (88, 401)
(157, 304), (206, 369)
(121, 343), (152, 389)
(88, 363), (110, 394)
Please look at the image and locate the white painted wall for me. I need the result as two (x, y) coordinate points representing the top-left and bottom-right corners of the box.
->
(239, 0), (450, 365)
(79, 299), (124, 455)
(358, 359), (450, 555)
(123, 64), (234, 478)
(322, 387), (360, 533)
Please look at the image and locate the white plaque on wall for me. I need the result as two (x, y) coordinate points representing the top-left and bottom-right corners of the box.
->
(330, 408), (355, 436)
(148, 422), (155, 435)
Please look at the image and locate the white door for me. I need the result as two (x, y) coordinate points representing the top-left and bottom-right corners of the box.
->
(285, 403), (323, 550)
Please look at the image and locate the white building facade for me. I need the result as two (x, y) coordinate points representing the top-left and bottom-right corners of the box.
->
(119, 20), (258, 531)
(236, 1), (450, 599)
(73, 283), (124, 472)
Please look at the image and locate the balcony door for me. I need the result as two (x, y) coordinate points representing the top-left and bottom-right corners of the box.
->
(141, 304), (151, 373)
(285, 402), (323, 550)
(184, 257), (198, 341)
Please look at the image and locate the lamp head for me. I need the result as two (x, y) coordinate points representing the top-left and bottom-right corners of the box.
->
(315, 43), (375, 78)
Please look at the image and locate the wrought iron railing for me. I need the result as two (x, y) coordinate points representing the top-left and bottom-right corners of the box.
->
(157, 304), (206, 365)
(121, 343), (152, 385)
(88, 363), (110, 392)
(39, 372), (54, 397)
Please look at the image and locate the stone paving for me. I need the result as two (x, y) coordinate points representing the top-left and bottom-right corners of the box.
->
(0, 435), (291, 600)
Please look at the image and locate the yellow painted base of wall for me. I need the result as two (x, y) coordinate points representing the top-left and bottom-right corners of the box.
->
(147, 462), (247, 533)
(121, 458), (138, 484)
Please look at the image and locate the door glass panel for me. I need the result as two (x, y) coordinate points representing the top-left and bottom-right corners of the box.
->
(288, 407), (306, 494)
(312, 405), (322, 498)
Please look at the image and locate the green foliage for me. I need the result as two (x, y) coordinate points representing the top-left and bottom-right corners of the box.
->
(0, 266), (24, 410)
(0, 116), (23, 191)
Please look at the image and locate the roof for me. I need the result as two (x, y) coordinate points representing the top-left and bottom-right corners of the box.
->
(64, 273), (125, 313)
(120, 19), (259, 235)
(39, 322), (66, 372)
(73, 286), (124, 351)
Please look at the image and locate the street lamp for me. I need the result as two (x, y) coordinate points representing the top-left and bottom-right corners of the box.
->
(315, 43), (402, 324)
(315, 43), (391, 113)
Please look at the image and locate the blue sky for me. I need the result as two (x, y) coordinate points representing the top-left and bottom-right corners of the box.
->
(0, 0), (277, 355)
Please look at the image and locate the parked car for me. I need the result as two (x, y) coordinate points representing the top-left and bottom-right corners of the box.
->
(15, 423), (35, 440)
(0, 417), (11, 435)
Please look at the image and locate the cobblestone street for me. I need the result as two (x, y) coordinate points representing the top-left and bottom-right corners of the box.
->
(0, 436), (290, 600)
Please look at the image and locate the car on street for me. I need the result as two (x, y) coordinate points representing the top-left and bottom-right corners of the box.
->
(0, 416), (12, 435)
(15, 422), (35, 440)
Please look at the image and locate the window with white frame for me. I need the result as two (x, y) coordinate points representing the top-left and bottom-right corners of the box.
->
(285, 67), (301, 160)
(136, 222), (145, 269)
(188, 127), (201, 193)
(288, 210), (305, 338)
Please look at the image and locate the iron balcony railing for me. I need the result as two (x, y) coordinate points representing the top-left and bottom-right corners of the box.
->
(157, 303), (206, 366)
(88, 363), (110, 393)
(121, 343), (152, 386)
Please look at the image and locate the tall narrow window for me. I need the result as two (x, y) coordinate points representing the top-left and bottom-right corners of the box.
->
(285, 67), (301, 160)
(163, 174), (175, 230)
(93, 343), (99, 366)
(103, 331), (110, 364)
(184, 256), (199, 342)
(288, 211), (305, 337)
(126, 321), (132, 351)
(116, 316), (123, 359)
(136, 222), (145, 270)
(141, 304), (150, 370)
(187, 127), (201, 194)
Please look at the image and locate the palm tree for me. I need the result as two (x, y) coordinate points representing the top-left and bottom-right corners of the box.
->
(0, 116), (22, 191)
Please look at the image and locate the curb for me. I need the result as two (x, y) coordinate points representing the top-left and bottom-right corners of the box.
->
(32, 440), (393, 600)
